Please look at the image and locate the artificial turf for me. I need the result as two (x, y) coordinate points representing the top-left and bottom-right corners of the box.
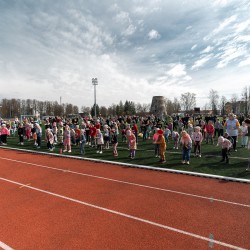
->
(2, 133), (250, 180)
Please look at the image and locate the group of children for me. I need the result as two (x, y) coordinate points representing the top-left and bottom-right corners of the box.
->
(150, 117), (250, 166)
(1, 115), (250, 170)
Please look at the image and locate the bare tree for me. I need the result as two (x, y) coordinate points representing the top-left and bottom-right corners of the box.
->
(208, 89), (219, 115)
(180, 92), (196, 112)
(219, 96), (227, 116)
(241, 86), (250, 115)
(81, 106), (91, 115)
(230, 94), (238, 113)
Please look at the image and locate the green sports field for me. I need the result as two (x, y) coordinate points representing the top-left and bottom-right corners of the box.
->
(2, 133), (250, 181)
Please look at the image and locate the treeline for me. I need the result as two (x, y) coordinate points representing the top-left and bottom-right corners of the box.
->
(0, 86), (249, 118)
(0, 98), (153, 118)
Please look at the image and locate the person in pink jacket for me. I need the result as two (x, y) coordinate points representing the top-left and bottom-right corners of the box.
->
(0, 124), (10, 145)
(127, 130), (137, 159)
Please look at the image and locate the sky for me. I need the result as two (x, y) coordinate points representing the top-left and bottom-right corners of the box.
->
(0, 0), (250, 110)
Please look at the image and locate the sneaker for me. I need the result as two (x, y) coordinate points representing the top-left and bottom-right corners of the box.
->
(99, 151), (103, 154)
(68, 150), (71, 153)
(199, 154), (201, 158)
(63, 149), (67, 152)
(186, 161), (190, 165)
(176, 147), (178, 149)
(246, 168), (250, 171)
(181, 160), (185, 164)
(96, 151), (99, 153)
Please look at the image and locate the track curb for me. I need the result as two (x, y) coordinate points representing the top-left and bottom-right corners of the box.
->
(1, 146), (250, 184)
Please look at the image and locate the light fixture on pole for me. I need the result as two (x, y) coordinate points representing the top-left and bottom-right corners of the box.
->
(92, 78), (98, 118)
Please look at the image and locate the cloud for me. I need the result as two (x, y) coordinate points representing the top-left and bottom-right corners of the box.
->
(0, 0), (249, 109)
(239, 57), (250, 67)
(148, 29), (161, 40)
(191, 55), (212, 70)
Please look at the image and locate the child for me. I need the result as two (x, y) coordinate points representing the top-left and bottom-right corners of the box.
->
(192, 126), (203, 157)
(74, 125), (81, 146)
(163, 125), (171, 143)
(63, 125), (71, 153)
(57, 123), (64, 146)
(45, 128), (54, 151)
(154, 129), (167, 163)
(172, 131), (180, 149)
(52, 123), (58, 145)
(187, 123), (194, 139)
(111, 128), (118, 157)
(180, 130), (192, 165)
(217, 136), (232, 164)
(31, 124), (37, 146)
(17, 123), (25, 145)
(121, 128), (127, 142)
(205, 120), (215, 144)
(0, 124), (10, 145)
(79, 129), (86, 155)
(103, 124), (110, 149)
(223, 132), (234, 155)
(127, 130), (137, 159)
(96, 129), (104, 154)
(152, 128), (160, 157)
(239, 121), (248, 148)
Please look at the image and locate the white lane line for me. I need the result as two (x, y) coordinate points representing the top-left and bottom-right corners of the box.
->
(0, 157), (249, 208)
(0, 241), (13, 250)
(0, 177), (246, 250)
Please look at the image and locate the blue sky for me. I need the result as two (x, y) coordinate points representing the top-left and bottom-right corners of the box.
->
(0, 0), (250, 109)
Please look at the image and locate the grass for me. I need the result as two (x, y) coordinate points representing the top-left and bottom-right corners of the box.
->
(2, 133), (250, 180)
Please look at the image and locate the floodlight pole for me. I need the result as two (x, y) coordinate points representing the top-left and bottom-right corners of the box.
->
(92, 78), (98, 118)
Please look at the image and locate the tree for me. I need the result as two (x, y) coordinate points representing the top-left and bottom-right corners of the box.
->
(230, 94), (238, 113)
(81, 106), (91, 115)
(91, 104), (100, 117)
(135, 103), (150, 116)
(124, 100), (136, 115)
(100, 106), (108, 117)
(242, 86), (250, 115)
(208, 89), (219, 115)
(180, 92), (196, 112)
(219, 96), (227, 116)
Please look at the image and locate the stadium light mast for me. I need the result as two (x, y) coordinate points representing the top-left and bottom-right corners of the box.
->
(92, 78), (98, 118)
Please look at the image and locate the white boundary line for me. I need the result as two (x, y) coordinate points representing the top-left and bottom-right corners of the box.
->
(0, 177), (247, 250)
(0, 241), (13, 250)
(0, 146), (250, 184)
(1, 156), (249, 208)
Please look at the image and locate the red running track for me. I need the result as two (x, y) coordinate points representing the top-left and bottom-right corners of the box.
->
(0, 148), (249, 250)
